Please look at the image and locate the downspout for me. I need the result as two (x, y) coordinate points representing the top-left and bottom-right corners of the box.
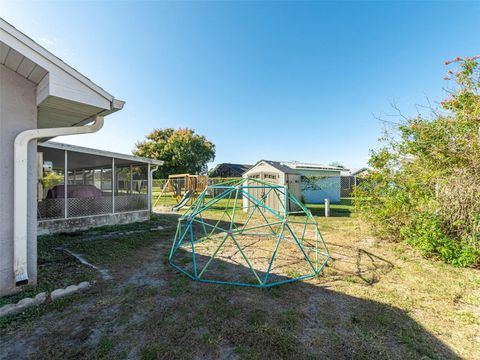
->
(13, 116), (104, 286)
(148, 165), (159, 212)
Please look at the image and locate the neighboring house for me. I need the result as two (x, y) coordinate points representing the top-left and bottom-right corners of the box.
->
(209, 163), (253, 177)
(243, 160), (343, 213)
(340, 167), (369, 197)
(0, 18), (153, 296)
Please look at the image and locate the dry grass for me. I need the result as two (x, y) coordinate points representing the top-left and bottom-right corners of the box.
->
(0, 210), (479, 359)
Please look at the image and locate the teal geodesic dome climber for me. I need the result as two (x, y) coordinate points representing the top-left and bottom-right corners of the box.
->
(168, 177), (330, 288)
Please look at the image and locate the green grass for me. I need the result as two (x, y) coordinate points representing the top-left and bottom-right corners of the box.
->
(0, 237), (98, 307)
(306, 197), (354, 217)
(154, 192), (354, 219)
(153, 193), (245, 212)
(96, 337), (114, 359)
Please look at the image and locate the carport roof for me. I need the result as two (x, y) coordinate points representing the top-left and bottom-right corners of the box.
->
(38, 142), (164, 167)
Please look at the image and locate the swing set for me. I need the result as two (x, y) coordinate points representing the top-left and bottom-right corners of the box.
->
(153, 174), (208, 210)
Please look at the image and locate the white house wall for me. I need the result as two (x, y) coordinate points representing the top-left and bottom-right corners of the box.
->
(0, 64), (38, 295)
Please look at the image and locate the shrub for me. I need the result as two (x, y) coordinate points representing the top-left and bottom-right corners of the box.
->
(355, 56), (480, 267)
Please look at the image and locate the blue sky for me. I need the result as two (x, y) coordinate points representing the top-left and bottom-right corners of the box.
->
(2, 1), (480, 169)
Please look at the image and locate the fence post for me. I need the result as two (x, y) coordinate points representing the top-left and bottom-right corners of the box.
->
(324, 198), (330, 217)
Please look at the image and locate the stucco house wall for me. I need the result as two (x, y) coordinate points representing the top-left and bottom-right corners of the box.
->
(0, 64), (38, 295)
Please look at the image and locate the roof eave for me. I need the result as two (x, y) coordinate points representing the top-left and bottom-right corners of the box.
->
(0, 18), (115, 102)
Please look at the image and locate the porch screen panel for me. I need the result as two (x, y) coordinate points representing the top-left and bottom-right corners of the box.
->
(115, 164), (149, 212)
(37, 156), (65, 220)
(67, 167), (113, 217)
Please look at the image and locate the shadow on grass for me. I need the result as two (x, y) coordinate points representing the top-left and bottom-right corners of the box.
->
(325, 241), (395, 286)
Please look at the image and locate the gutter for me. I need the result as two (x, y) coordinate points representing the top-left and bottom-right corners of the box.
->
(13, 116), (104, 286)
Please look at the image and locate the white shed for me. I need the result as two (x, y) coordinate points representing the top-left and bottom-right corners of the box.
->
(242, 160), (302, 214)
(243, 160), (342, 213)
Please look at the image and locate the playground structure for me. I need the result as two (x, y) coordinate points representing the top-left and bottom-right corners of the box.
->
(153, 174), (207, 210)
(168, 177), (330, 288)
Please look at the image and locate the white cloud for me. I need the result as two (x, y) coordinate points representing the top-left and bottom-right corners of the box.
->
(39, 37), (55, 46)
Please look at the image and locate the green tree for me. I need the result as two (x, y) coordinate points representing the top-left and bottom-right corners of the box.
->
(355, 56), (480, 267)
(133, 128), (215, 178)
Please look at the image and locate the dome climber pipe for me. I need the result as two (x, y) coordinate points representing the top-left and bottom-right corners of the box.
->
(168, 177), (331, 288)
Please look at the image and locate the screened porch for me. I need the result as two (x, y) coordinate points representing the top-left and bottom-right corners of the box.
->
(37, 142), (162, 222)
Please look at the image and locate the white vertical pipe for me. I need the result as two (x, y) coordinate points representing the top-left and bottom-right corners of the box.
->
(130, 164), (133, 194)
(325, 198), (331, 217)
(147, 163), (151, 211)
(64, 150), (68, 219)
(112, 157), (115, 214)
(148, 164), (158, 212)
(13, 117), (104, 285)
(36, 152), (43, 202)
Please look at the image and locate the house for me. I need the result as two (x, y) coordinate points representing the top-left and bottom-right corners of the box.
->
(340, 167), (369, 197)
(209, 163), (253, 177)
(0, 18), (144, 295)
(243, 160), (343, 213)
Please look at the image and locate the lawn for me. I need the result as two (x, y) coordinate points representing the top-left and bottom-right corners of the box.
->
(152, 192), (354, 217)
(305, 197), (354, 217)
(0, 205), (479, 359)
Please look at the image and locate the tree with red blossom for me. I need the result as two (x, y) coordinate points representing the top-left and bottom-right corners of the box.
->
(354, 56), (480, 267)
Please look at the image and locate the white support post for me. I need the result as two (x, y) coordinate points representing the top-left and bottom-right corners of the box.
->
(324, 198), (330, 217)
(64, 150), (68, 219)
(112, 158), (115, 214)
(148, 165), (158, 212)
(147, 163), (151, 211)
(130, 164), (133, 194)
